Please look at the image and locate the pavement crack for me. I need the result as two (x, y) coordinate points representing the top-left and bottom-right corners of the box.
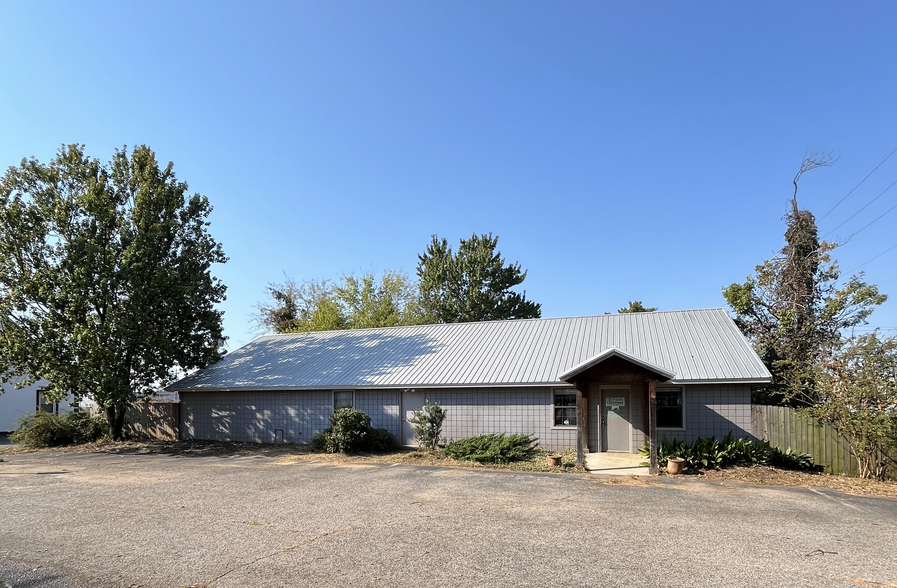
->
(208, 525), (363, 585)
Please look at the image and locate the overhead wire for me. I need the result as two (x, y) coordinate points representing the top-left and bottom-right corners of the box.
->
(819, 145), (897, 221)
(822, 178), (897, 238)
(843, 242), (897, 275)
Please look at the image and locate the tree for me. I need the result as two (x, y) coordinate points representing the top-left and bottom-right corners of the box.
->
(417, 233), (541, 323)
(254, 276), (341, 334)
(334, 270), (429, 329)
(723, 154), (886, 406)
(810, 333), (897, 480)
(254, 270), (428, 334)
(0, 145), (227, 439)
(618, 301), (657, 313)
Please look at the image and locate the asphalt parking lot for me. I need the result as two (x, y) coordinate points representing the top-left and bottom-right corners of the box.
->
(1, 451), (895, 588)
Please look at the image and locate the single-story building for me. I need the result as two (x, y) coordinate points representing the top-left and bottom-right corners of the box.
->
(0, 376), (74, 434)
(169, 308), (771, 462)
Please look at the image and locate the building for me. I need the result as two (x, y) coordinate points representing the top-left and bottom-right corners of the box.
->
(0, 376), (75, 433)
(169, 308), (770, 460)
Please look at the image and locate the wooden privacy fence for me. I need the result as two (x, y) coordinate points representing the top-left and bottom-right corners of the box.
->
(751, 404), (896, 480)
(124, 402), (179, 441)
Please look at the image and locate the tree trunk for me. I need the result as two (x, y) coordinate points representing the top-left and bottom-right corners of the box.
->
(105, 404), (127, 441)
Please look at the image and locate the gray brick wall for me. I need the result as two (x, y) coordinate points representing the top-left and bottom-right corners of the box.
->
(180, 390), (401, 443)
(180, 391), (332, 444)
(414, 387), (577, 451)
(355, 390), (401, 437)
(179, 384), (752, 450)
(674, 384), (752, 442)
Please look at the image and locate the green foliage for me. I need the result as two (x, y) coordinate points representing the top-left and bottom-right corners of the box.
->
(768, 446), (817, 471)
(366, 427), (399, 452)
(324, 408), (372, 453)
(809, 333), (897, 480)
(443, 433), (539, 463)
(312, 408), (398, 454)
(255, 270), (429, 334)
(417, 233), (541, 323)
(407, 400), (447, 451)
(0, 145), (227, 440)
(618, 301), (657, 313)
(10, 411), (108, 448)
(722, 159), (886, 407)
(640, 432), (817, 472)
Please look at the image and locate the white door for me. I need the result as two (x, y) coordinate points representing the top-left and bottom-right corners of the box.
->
(401, 390), (424, 446)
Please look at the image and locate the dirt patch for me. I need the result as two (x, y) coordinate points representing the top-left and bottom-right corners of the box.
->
(680, 465), (897, 499)
(6, 441), (896, 499)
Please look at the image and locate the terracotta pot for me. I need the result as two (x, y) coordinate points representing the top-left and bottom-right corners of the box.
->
(547, 456), (562, 467)
(667, 457), (685, 475)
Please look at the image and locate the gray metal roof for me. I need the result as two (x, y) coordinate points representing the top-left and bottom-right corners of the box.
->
(168, 308), (771, 391)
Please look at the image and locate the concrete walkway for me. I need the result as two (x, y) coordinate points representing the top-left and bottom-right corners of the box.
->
(583, 451), (650, 475)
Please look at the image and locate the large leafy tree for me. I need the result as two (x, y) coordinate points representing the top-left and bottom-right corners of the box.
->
(723, 155), (886, 406)
(810, 333), (897, 480)
(417, 233), (541, 323)
(255, 270), (428, 334)
(0, 145), (227, 439)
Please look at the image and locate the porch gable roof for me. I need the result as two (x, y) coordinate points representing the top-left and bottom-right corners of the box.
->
(557, 347), (676, 383)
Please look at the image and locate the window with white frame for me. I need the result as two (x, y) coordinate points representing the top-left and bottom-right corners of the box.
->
(333, 391), (354, 410)
(656, 387), (683, 429)
(553, 389), (577, 427)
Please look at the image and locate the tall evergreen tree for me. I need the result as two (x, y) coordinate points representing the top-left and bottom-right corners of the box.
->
(618, 301), (657, 313)
(417, 233), (541, 323)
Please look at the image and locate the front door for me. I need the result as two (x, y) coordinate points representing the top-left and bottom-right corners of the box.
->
(401, 390), (424, 446)
(601, 387), (631, 452)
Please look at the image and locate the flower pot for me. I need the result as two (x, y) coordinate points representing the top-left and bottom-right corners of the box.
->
(547, 455), (562, 468)
(667, 457), (685, 475)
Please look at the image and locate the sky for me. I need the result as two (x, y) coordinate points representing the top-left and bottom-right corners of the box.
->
(1, 1), (896, 350)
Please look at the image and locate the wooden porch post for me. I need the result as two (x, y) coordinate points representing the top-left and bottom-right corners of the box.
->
(647, 378), (658, 474)
(575, 383), (584, 467)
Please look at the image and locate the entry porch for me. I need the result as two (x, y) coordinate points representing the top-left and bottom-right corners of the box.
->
(559, 347), (675, 473)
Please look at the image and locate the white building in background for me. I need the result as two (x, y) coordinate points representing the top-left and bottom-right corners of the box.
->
(0, 376), (75, 433)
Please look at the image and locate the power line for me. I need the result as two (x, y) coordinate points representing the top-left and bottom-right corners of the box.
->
(847, 200), (897, 240)
(822, 177), (897, 238)
(843, 241), (897, 275)
(819, 145), (897, 221)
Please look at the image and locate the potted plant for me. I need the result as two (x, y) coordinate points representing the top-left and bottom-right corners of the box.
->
(547, 455), (562, 467)
(667, 457), (685, 475)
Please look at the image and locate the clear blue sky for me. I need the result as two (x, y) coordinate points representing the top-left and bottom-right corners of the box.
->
(2, 1), (896, 349)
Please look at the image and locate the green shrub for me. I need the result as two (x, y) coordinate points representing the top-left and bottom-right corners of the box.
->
(407, 400), (447, 451)
(10, 411), (108, 448)
(768, 447), (818, 471)
(444, 433), (539, 464)
(640, 433), (816, 472)
(367, 427), (398, 452)
(312, 409), (398, 454)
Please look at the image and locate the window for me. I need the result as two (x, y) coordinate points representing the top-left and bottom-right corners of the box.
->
(333, 391), (354, 410)
(553, 389), (577, 427)
(656, 387), (683, 429)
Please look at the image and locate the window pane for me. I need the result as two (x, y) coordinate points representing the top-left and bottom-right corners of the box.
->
(553, 390), (577, 426)
(334, 391), (354, 409)
(656, 387), (682, 428)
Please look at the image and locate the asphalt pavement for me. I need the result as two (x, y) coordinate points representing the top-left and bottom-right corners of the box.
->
(0, 451), (895, 587)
